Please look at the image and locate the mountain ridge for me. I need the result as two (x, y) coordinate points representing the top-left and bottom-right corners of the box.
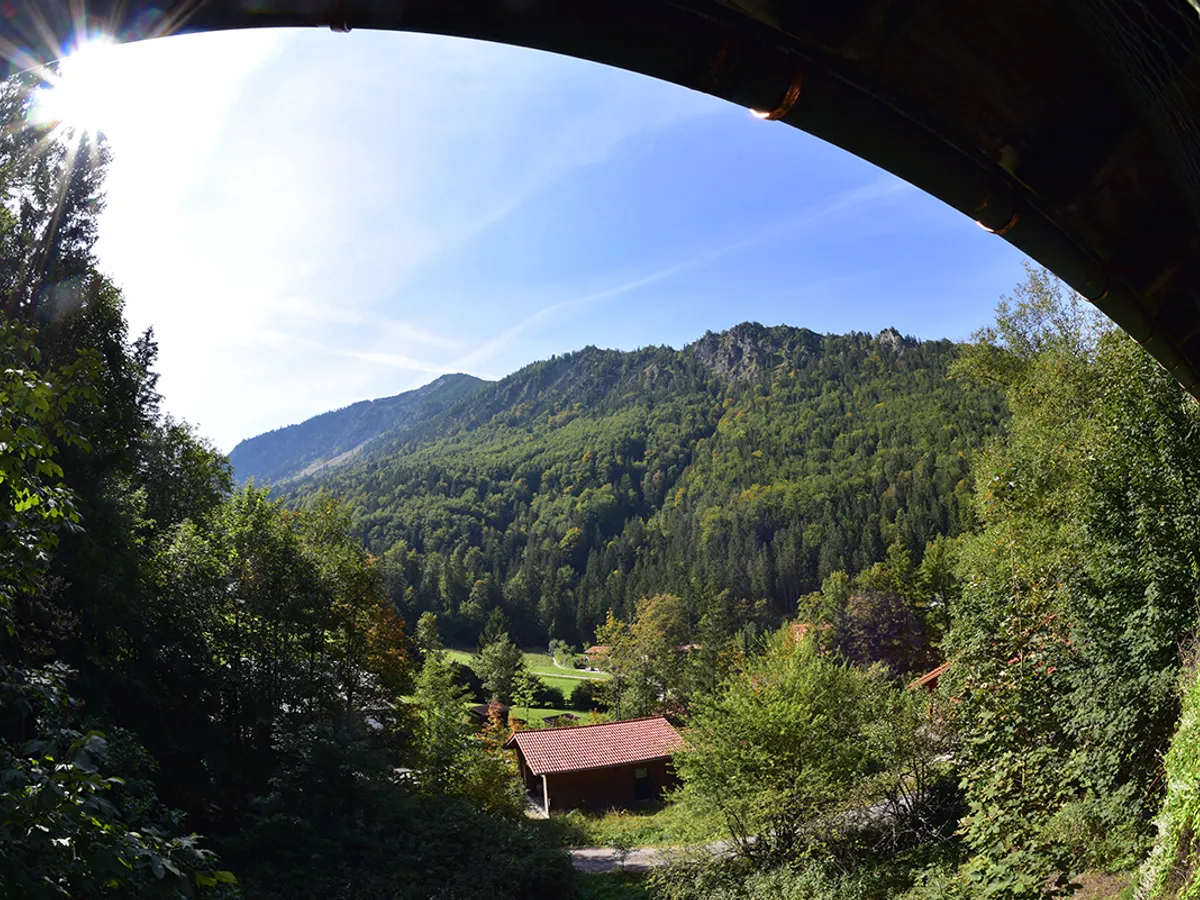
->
(229, 372), (489, 485)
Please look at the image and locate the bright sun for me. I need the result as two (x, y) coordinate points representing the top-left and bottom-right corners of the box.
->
(31, 38), (132, 139)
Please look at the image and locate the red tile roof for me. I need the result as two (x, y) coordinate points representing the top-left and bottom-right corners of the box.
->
(504, 716), (684, 776)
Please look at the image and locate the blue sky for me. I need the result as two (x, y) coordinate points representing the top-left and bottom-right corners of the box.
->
(73, 27), (1030, 450)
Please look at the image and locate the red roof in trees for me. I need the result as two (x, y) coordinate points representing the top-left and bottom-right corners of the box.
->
(909, 660), (952, 691)
(504, 716), (685, 776)
(584, 645), (611, 655)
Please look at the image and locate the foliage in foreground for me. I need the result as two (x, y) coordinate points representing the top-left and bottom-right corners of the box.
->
(576, 871), (653, 900)
(0, 62), (244, 897)
(650, 267), (1200, 900)
(0, 662), (234, 899)
(672, 627), (956, 869)
(1138, 653), (1200, 900)
(944, 267), (1200, 897)
(646, 841), (967, 900)
(536, 800), (722, 849)
(0, 64), (575, 898)
(220, 725), (573, 900)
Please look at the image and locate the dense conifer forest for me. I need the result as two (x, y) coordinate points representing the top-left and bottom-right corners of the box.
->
(271, 324), (1006, 648)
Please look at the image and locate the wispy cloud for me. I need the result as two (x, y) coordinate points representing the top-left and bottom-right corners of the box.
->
(447, 261), (702, 373)
(255, 328), (448, 374)
(450, 176), (912, 371)
(258, 295), (461, 349)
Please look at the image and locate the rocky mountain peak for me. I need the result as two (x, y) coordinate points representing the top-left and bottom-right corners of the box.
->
(688, 322), (821, 383)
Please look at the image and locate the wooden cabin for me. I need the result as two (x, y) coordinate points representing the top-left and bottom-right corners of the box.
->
(505, 716), (684, 815)
(467, 703), (524, 728)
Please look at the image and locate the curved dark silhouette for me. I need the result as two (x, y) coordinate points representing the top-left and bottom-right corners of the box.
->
(5, 1), (1200, 393)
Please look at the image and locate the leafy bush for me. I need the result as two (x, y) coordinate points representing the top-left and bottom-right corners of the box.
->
(673, 628), (947, 867)
(449, 660), (484, 702)
(536, 683), (567, 708)
(571, 679), (606, 712)
(0, 664), (233, 900)
(648, 854), (875, 900)
(944, 268), (1200, 897)
(649, 841), (967, 900)
(576, 871), (652, 900)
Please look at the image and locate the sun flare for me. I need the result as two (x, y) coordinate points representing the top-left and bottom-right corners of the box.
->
(32, 38), (132, 139)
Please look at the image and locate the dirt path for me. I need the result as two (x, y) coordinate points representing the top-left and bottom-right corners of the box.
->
(568, 847), (668, 873)
(550, 657), (606, 676)
(536, 670), (603, 681)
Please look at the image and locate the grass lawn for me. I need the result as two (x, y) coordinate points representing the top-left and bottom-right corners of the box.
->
(445, 648), (474, 666)
(575, 871), (652, 900)
(541, 674), (597, 699)
(534, 799), (722, 849)
(512, 705), (576, 725)
(445, 647), (609, 705)
(529, 664), (609, 680)
(523, 649), (610, 680)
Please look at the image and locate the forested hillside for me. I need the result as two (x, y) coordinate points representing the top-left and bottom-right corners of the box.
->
(229, 372), (488, 484)
(280, 324), (1007, 646)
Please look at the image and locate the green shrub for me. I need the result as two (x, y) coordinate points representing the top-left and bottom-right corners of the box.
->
(572, 679), (606, 712)
(1138, 660), (1200, 899)
(649, 841), (967, 900)
(576, 871), (651, 900)
(537, 684), (567, 709)
(672, 629), (945, 866)
(222, 726), (574, 900)
(647, 855), (874, 900)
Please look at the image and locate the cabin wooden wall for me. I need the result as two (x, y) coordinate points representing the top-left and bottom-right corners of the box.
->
(543, 758), (676, 812)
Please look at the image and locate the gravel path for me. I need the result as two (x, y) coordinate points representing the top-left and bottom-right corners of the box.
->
(569, 840), (736, 873)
